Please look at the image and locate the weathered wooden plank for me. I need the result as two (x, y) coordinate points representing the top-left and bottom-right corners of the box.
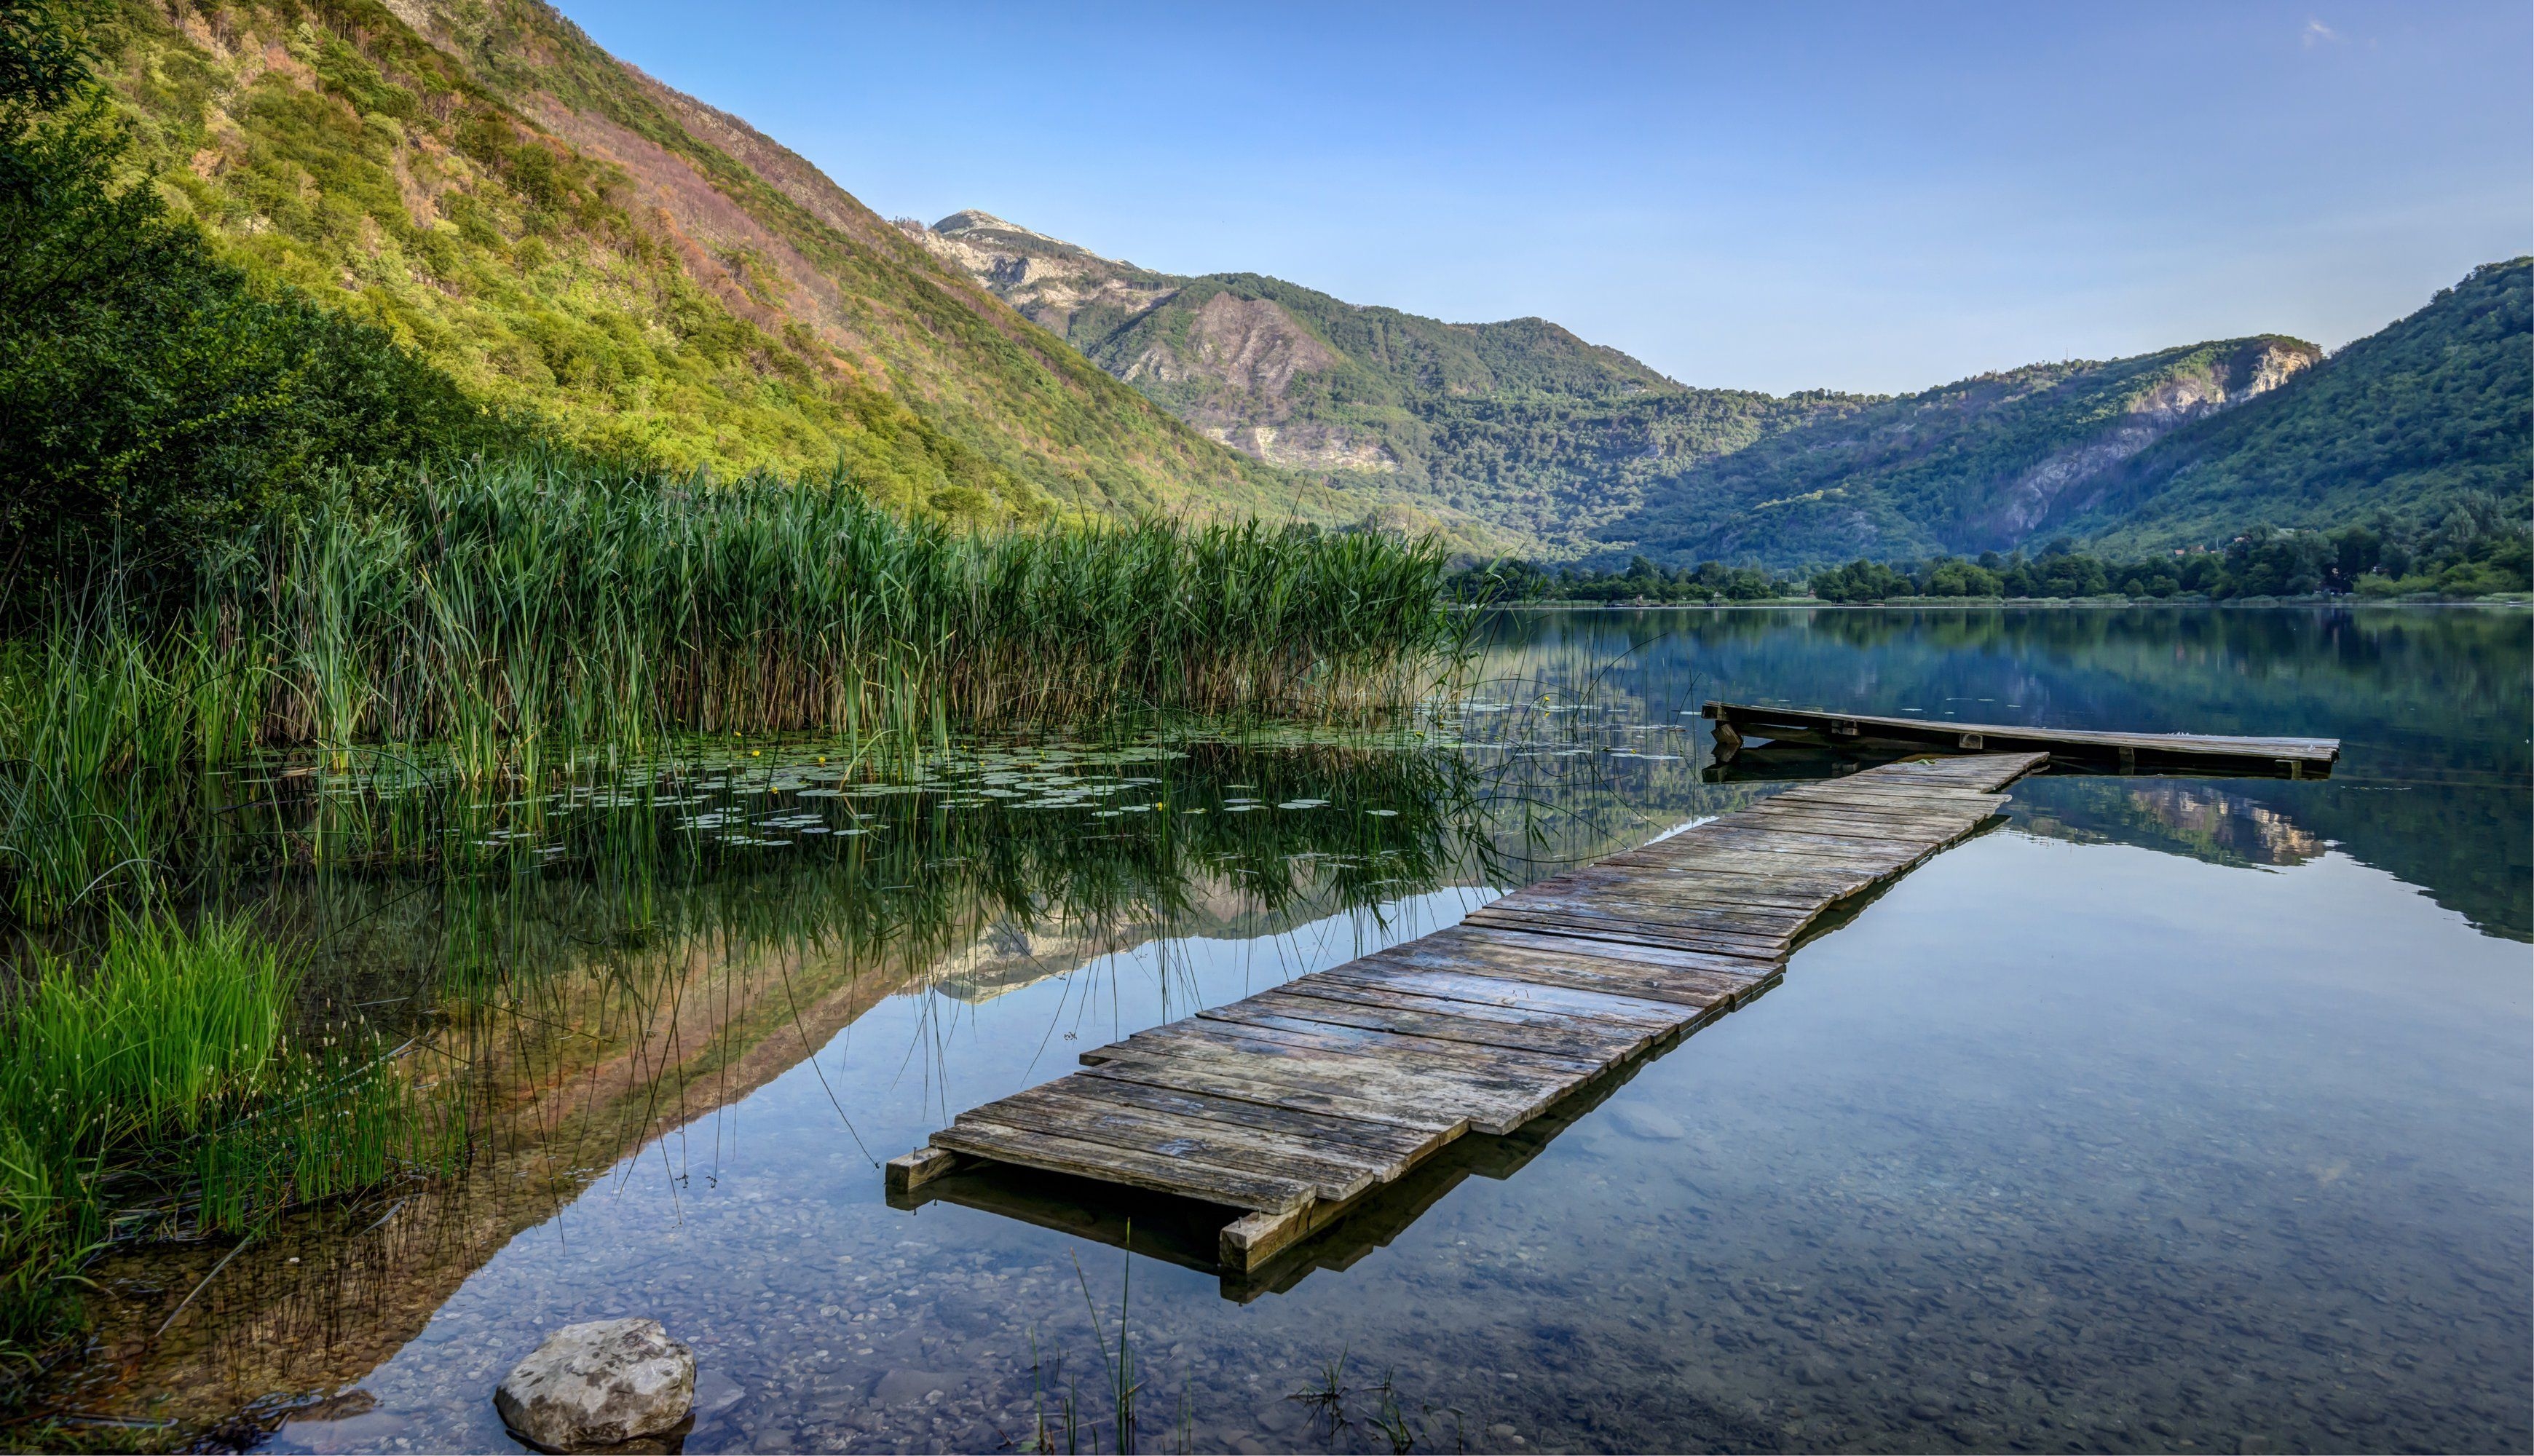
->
(1506, 874), (1827, 926)
(1084, 1042), (1563, 1136)
(1106, 1010), (1607, 1083)
(930, 1119), (1315, 1212)
(1022, 1075), (1445, 1161)
(1206, 1001), (1640, 1067)
(1357, 929), (1768, 1006)
(1272, 977), (1686, 1037)
(1076, 1059), (1469, 1135)
(1273, 980), (1710, 1056)
(1473, 893), (1809, 942)
(1087, 1022), (1585, 1117)
(1464, 906), (1794, 958)
(955, 1090), (1388, 1201)
(1732, 805), (1990, 839)
(1377, 955), (1759, 1013)
(1438, 925), (1777, 979)
(1769, 785), (2009, 809)
(1309, 964), (1702, 1026)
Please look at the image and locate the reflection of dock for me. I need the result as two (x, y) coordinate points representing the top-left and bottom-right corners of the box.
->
(888, 753), (2051, 1278)
(1702, 700), (2340, 778)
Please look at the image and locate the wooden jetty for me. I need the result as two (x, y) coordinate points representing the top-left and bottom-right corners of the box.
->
(1702, 700), (2340, 778)
(888, 751), (2055, 1272)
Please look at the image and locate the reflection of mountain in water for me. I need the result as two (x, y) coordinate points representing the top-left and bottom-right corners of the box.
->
(63, 914), (941, 1433)
(925, 877), (1472, 1006)
(2012, 780), (2328, 869)
(1477, 606), (2531, 940)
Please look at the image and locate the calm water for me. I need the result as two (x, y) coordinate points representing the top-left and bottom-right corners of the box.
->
(53, 607), (2533, 1454)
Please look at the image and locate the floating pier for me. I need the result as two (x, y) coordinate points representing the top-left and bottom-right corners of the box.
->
(1702, 701), (2340, 778)
(888, 751), (2057, 1273)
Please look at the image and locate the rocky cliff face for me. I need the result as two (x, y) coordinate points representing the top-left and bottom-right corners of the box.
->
(1981, 339), (2318, 540)
(899, 213), (1554, 477)
(908, 211), (1180, 337)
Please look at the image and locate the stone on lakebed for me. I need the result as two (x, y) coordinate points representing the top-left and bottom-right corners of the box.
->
(494, 1318), (695, 1450)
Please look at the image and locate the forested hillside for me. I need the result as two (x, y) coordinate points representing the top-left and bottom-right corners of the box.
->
(909, 211), (1850, 555)
(1595, 338), (2321, 567)
(90, 0), (1298, 522)
(2067, 258), (2532, 553)
(920, 213), (2528, 573)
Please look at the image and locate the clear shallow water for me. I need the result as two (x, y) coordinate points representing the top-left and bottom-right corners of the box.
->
(55, 608), (2534, 1453)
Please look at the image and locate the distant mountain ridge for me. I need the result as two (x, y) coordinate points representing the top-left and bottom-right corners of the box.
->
(1613, 261), (2530, 564)
(1610, 336), (2324, 564)
(904, 210), (1818, 553)
(913, 210), (2527, 568)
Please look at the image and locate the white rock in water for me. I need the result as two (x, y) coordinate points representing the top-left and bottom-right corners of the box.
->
(495, 1318), (695, 1450)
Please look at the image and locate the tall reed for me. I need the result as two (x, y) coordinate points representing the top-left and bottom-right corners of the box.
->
(0, 451), (1461, 918)
(190, 453), (1462, 769)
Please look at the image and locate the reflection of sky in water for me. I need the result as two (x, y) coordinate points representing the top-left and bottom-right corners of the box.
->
(283, 826), (2530, 1454)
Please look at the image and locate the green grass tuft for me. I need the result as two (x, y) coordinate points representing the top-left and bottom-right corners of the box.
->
(0, 916), (442, 1364)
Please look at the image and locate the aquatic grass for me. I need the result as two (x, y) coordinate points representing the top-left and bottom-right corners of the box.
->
(0, 916), (289, 1354)
(0, 917), (443, 1364)
(0, 453), (1462, 914)
(1071, 1241), (1138, 1455)
(194, 454), (1464, 768)
(1, 918), (288, 1147)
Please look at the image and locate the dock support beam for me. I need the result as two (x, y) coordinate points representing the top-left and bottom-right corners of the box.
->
(1220, 1200), (1330, 1270)
(885, 1146), (966, 1195)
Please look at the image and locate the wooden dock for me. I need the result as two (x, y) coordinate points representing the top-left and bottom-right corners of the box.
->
(887, 751), (2054, 1272)
(1702, 700), (2340, 778)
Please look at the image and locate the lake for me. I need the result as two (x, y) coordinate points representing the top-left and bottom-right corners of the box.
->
(45, 606), (2532, 1454)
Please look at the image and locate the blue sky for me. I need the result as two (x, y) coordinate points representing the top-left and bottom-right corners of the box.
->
(553, 1), (2530, 395)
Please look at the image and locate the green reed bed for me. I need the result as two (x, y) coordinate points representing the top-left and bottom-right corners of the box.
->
(1, 453), (1459, 921)
(196, 454), (1463, 762)
(0, 917), (448, 1363)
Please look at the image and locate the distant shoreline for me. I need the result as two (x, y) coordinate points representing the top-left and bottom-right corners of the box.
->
(1485, 595), (2533, 611)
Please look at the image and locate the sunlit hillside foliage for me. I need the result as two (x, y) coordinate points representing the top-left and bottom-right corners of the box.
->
(92, 0), (1292, 520)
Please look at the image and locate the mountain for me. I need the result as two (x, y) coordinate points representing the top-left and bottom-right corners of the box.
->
(917, 210), (2527, 570)
(98, 0), (2523, 560)
(2062, 258), (2532, 553)
(98, 0), (1311, 523)
(1603, 336), (2323, 566)
(906, 211), (1845, 554)
(1612, 260), (2530, 566)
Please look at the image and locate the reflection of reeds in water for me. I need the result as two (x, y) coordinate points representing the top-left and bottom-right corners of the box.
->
(8, 738), (1534, 1430)
(5, 621), (1764, 1433)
